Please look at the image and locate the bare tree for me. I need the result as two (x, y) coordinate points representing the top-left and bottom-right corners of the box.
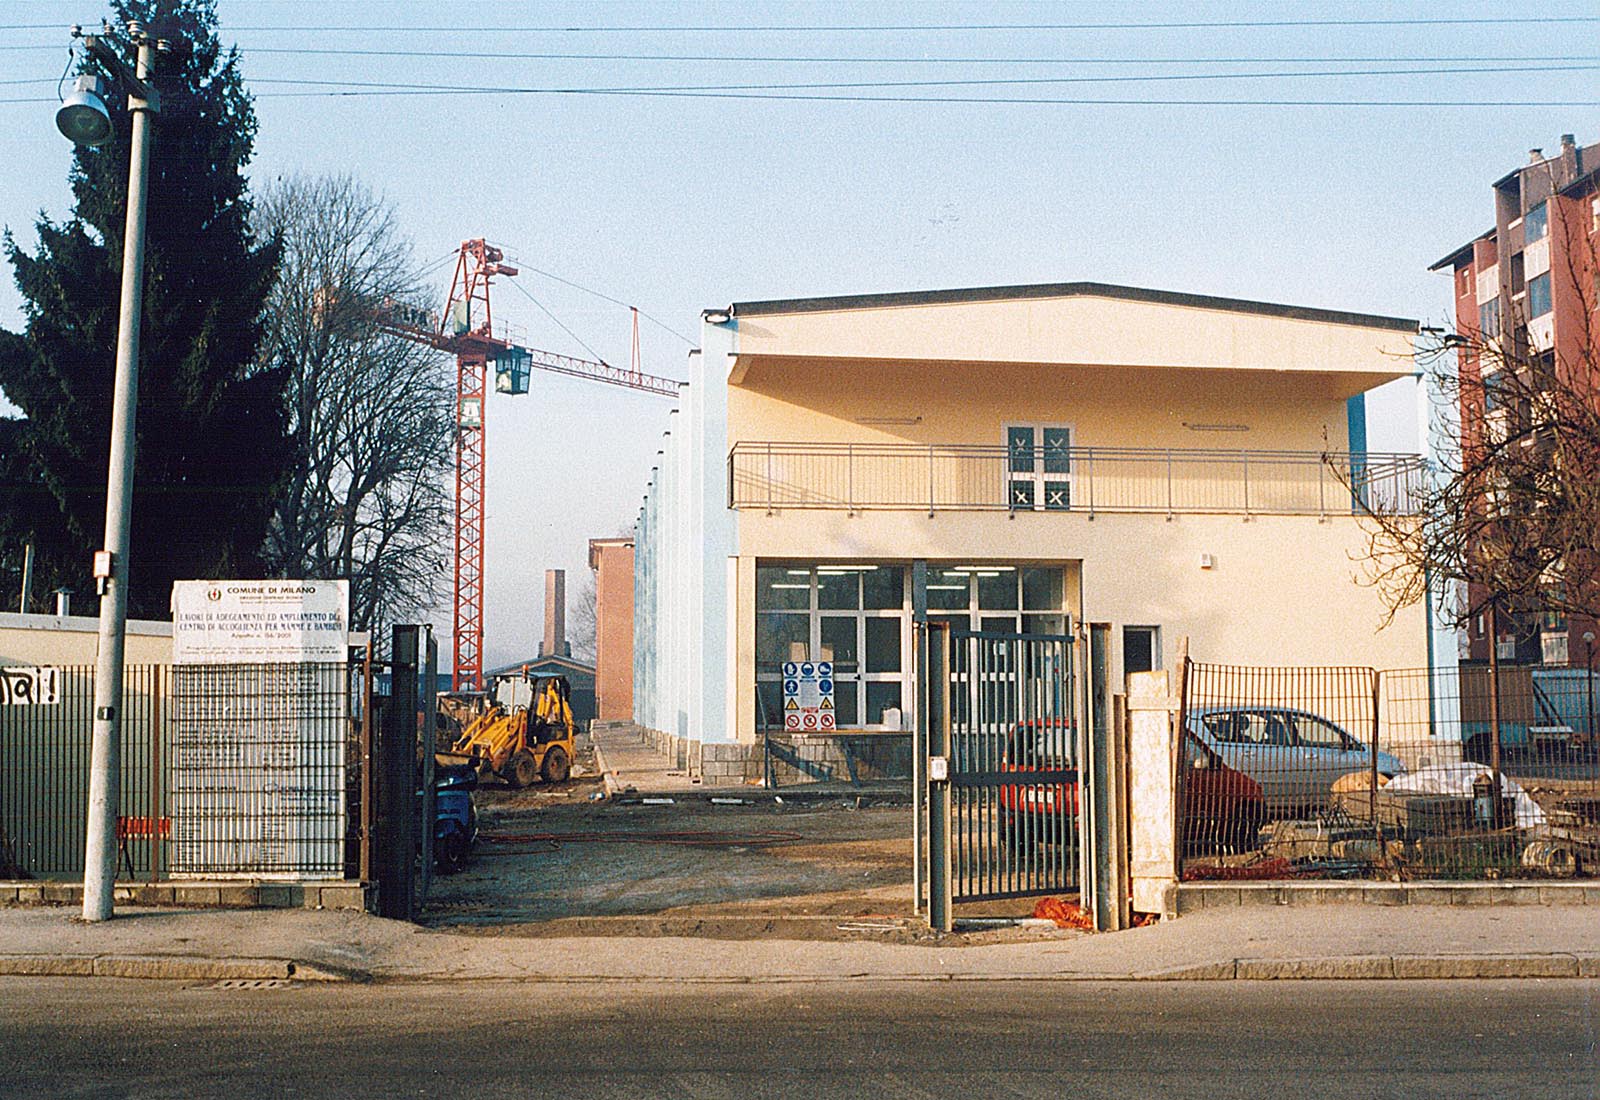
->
(255, 174), (452, 637)
(1335, 223), (1600, 637)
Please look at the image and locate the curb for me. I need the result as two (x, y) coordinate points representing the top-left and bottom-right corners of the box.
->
(4, 951), (1596, 984)
(0, 953), (356, 982)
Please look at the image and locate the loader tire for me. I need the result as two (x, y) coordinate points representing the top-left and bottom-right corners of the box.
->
(505, 749), (538, 789)
(541, 745), (571, 785)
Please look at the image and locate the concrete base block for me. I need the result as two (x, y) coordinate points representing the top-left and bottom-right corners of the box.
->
(91, 955), (295, 981)
(0, 954), (95, 976)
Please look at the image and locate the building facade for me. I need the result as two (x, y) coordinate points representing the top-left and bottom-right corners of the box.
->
(587, 537), (636, 722)
(634, 281), (1440, 759)
(1432, 133), (1600, 665)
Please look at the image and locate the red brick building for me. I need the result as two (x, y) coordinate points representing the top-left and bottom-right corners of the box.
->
(1432, 133), (1600, 666)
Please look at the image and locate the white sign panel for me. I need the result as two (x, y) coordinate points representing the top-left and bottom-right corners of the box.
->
(0, 666), (60, 706)
(782, 659), (836, 732)
(172, 580), (349, 664)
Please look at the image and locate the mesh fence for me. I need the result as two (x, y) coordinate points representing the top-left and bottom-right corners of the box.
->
(1, 662), (362, 881)
(1180, 662), (1600, 882)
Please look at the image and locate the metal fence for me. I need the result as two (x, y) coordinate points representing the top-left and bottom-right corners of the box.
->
(729, 441), (1425, 517)
(1, 662), (365, 881)
(1179, 662), (1600, 883)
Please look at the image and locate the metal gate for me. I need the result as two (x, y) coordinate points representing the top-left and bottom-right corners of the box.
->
(917, 621), (1079, 929)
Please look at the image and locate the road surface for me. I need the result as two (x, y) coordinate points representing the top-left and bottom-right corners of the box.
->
(4, 976), (1596, 1098)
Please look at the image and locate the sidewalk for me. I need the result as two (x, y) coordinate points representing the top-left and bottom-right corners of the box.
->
(590, 723), (709, 797)
(3, 901), (1598, 984)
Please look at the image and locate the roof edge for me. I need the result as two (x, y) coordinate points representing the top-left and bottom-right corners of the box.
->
(725, 281), (1417, 332)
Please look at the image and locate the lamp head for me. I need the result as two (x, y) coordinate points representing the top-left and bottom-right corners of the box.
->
(57, 75), (112, 147)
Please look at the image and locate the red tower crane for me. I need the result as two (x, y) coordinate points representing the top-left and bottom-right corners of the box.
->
(376, 239), (679, 691)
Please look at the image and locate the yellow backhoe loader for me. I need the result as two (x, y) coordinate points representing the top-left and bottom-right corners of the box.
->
(443, 672), (575, 788)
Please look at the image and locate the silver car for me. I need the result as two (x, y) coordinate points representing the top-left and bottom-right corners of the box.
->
(1186, 706), (1407, 816)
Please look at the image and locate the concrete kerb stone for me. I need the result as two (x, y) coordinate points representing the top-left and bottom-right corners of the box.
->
(1178, 880), (1600, 911)
(1390, 953), (1580, 979)
(0, 953), (353, 982)
(1236, 956), (1396, 980)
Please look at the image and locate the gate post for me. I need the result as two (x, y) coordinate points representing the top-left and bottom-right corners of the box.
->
(1128, 667), (1180, 920)
(1086, 693), (1132, 931)
(925, 622), (953, 933)
(375, 625), (420, 922)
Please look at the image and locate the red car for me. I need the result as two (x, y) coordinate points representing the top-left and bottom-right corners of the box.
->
(998, 721), (1265, 855)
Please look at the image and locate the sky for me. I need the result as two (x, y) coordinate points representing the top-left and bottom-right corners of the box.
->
(1, 0), (1596, 669)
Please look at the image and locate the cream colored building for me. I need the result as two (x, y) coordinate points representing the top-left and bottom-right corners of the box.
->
(0, 611), (173, 667)
(634, 282), (1441, 754)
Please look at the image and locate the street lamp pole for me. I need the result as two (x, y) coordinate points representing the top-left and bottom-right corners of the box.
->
(69, 23), (163, 922)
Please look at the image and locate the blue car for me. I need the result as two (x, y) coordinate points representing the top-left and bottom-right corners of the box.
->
(1186, 706), (1406, 817)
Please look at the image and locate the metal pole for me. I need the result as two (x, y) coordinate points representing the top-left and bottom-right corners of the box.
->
(1486, 600), (1505, 830)
(927, 623), (952, 933)
(18, 542), (33, 613)
(84, 32), (156, 922)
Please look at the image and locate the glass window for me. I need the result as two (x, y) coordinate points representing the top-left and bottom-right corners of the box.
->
(1124, 626), (1160, 674)
(1528, 272), (1552, 318)
(1478, 297), (1500, 338)
(977, 570), (1019, 610)
(756, 682), (784, 729)
(1041, 426), (1071, 473)
(819, 616), (858, 674)
(862, 566), (905, 610)
(1023, 614), (1067, 637)
(1291, 714), (1349, 750)
(1021, 567), (1064, 610)
(1525, 202), (1548, 244)
(758, 566), (810, 610)
(864, 618), (901, 673)
(980, 615), (1016, 634)
(928, 612), (971, 633)
(757, 613), (809, 675)
(832, 682), (859, 726)
(865, 682), (902, 727)
(1007, 425), (1035, 473)
(927, 569), (971, 610)
(816, 569), (860, 610)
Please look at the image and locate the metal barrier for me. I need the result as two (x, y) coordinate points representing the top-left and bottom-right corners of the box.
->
(1, 661), (367, 881)
(921, 623), (1078, 928)
(1179, 661), (1600, 882)
(729, 441), (1425, 517)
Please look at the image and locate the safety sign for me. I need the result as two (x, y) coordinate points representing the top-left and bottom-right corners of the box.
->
(781, 659), (835, 732)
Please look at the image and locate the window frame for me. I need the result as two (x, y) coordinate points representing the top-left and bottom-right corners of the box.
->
(1003, 422), (1075, 512)
(755, 564), (911, 732)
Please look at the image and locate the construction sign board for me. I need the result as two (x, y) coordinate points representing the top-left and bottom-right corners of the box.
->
(782, 660), (836, 732)
(172, 580), (349, 664)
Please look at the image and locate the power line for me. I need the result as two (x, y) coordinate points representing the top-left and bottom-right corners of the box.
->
(193, 47), (1600, 64)
(501, 278), (610, 365)
(242, 63), (1600, 95)
(213, 17), (1600, 32)
(490, 249), (698, 348)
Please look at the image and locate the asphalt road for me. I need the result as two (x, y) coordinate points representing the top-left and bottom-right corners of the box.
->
(3, 977), (1598, 1099)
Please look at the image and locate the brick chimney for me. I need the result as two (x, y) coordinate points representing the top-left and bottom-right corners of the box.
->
(542, 569), (567, 657)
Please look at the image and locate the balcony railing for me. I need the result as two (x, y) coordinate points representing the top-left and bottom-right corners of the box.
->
(728, 441), (1426, 517)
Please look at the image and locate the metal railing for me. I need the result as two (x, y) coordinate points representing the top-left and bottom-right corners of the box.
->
(728, 441), (1426, 516)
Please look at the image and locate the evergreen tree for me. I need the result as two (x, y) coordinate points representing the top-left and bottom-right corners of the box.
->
(0, 0), (284, 618)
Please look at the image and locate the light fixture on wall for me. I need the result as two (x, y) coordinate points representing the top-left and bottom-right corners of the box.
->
(855, 415), (922, 426)
(1183, 422), (1251, 432)
(703, 309), (732, 324)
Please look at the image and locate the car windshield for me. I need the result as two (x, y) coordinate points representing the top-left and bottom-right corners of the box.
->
(1182, 733), (1218, 769)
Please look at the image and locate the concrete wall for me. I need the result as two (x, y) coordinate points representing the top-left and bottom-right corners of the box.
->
(0, 612), (173, 667)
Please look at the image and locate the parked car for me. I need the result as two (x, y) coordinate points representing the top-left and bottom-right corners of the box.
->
(1185, 706), (1406, 817)
(996, 720), (1266, 855)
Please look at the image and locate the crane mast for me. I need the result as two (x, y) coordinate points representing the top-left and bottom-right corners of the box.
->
(376, 238), (679, 690)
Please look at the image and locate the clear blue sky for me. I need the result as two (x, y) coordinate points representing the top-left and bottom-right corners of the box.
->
(2, 1), (1595, 666)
